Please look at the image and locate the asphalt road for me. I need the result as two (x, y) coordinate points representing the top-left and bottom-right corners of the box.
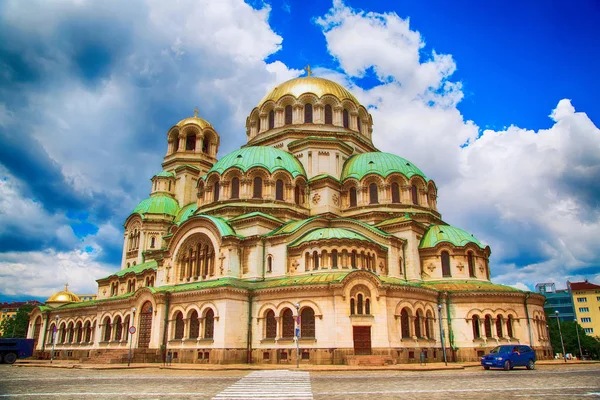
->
(0, 364), (599, 399)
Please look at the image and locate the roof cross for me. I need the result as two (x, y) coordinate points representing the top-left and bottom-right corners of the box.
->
(64, 283), (69, 292)
(304, 64), (312, 77)
(193, 107), (199, 118)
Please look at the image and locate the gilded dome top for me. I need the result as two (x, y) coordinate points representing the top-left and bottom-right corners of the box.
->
(175, 116), (212, 130)
(46, 284), (81, 304)
(258, 76), (360, 107)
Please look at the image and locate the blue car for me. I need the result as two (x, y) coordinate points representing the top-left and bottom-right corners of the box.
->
(481, 344), (536, 370)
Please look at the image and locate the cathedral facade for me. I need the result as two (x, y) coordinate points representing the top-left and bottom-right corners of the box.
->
(28, 75), (551, 365)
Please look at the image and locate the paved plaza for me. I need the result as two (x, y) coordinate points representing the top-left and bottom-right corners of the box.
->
(0, 363), (599, 399)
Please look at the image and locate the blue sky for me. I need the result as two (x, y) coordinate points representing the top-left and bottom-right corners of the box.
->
(0, 0), (598, 302)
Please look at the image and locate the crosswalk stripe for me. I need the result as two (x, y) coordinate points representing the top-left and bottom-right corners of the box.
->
(213, 370), (313, 400)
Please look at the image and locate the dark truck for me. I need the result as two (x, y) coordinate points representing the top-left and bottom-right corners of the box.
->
(0, 338), (34, 364)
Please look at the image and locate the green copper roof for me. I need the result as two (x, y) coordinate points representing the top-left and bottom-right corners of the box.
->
(155, 171), (174, 178)
(266, 217), (318, 237)
(341, 152), (427, 181)
(290, 227), (380, 248)
(98, 260), (158, 281)
(195, 215), (239, 237)
(419, 224), (485, 249)
(156, 277), (252, 293)
(207, 146), (306, 178)
(229, 212), (284, 224)
(420, 280), (521, 293)
(175, 203), (197, 225)
(308, 174), (341, 184)
(132, 195), (180, 217)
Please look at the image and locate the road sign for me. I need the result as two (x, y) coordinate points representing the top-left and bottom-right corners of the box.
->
(129, 326), (136, 335)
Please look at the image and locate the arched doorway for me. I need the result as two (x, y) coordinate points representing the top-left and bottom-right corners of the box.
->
(138, 301), (153, 348)
(32, 316), (42, 349)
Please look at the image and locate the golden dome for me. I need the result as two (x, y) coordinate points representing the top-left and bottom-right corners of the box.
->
(46, 284), (81, 304)
(175, 108), (213, 129)
(258, 76), (360, 107)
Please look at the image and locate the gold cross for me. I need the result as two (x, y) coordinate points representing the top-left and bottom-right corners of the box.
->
(304, 64), (312, 77)
(193, 107), (199, 118)
(64, 283), (69, 291)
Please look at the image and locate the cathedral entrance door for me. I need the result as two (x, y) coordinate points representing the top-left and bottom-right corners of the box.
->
(138, 301), (153, 349)
(353, 326), (371, 355)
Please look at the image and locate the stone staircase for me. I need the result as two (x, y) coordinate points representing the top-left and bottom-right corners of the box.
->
(346, 355), (396, 366)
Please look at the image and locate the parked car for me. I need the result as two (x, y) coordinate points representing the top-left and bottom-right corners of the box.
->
(480, 344), (536, 370)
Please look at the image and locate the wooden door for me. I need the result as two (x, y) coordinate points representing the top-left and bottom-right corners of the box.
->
(138, 301), (153, 349)
(353, 326), (372, 355)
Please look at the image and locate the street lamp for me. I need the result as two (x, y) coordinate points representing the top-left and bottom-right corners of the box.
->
(295, 303), (300, 369)
(574, 318), (583, 361)
(50, 315), (59, 364)
(437, 304), (447, 366)
(128, 307), (136, 367)
(555, 310), (567, 363)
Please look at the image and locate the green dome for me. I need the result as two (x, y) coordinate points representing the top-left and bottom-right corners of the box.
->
(132, 195), (180, 217)
(207, 146), (306, 178)
(341, 152), (427, 181)
(175, 203), (197, 225)
(419, 225), (485, 249)
(290, 227), (377, 247)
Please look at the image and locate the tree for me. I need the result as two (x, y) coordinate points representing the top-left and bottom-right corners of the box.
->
(0, 305), (34, 338)
(546, 312), (600, 359)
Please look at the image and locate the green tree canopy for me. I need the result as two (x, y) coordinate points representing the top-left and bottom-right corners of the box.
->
(0, 304), (34, 338)
(546, 312), (600, 359)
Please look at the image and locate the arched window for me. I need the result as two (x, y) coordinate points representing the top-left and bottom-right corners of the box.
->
(425, 311), (432, 338)
(75, 322), (82, 343)
(257, 116), (261, 132)
(507, 316), (514, 337)
(285, 105), (293, 125)
(189, 310), (199, 339)
(294, 186), (301, 205)
(174, 312), (184, 340)
(301, 308), (315, 338)
(67, 323), (74, 343)
(312, 251), (319, 270)
(350, 298), (355, 315)
(472, 315), (480, 339)
(414, 312), (422, 338)
(400, 309), (410, 338)
(365, 298), (371, 315)
(357, 117), (362, 133)
(441, 251), (451, 277)
(204, 309), (214, 339)
(351, 250), (357, 269)
(468, 252), (475, 277)
(484, 315), (493, 338)
(114, 316), (123, 341)
(357, 294), (364, 314)
(496, 315), (503, 338)
(213, 180), (220, 201)
(324, 104), (333, 124)
(231, 177), (240, 199)
(267, 255), (273, 273)
(84, 322), (91, 343)
(103, 318), (111, 342)
(124, 316), (130, 341)
(304, 252), (310, 271)
(282, 308), (294, 338)
(173, 136), (179, 152)
(349, 187), (357, 207)
(331, 249), (338, 269)
(265, 310), (276, 339)
(343, 109), (349, 128)
(253, 177), (263, 198)
(369, 183), (378, 204)
(202, 139), (209, 154)
(268, 110), (275, 129)
(275, 179), (284, 200)
(391, 182), (400, 203)
(150, 237), (155, 249)
(185, 134), (196, 151)
(411, 184), (419, 205)
(304, 103), (313, 123)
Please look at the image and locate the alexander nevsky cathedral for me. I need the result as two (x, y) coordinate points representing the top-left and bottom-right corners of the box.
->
(28, 72), (552, 365)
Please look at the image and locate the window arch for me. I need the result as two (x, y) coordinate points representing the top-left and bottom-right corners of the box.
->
(507, 315), (514, 337)
(468, 252), (475, 277)
(349, 187), (357, 207)
(275, 179), (284, 201)
(357, 294), (364, 314)
(189, 310), (199, 339)
(294, 186), (301, 205)
(114, 316), (123, 341)
(282, 308), (294, 339)
(300, 307), (315, 338)
(343, 109), (349, 128)
(202, 138), (210, 154)
(324, 104), (333, 124)
(391, 182), (400, 203)
(350, 298), (355, 315)
(185, 133), (196, 151)
(312, 251), (319, 270)
(124, 316), (130, 341)
(103, 317), (112, 342)
(268, 110), (275, 129)
(67, 322), (74, 343)
(231, 177), (240, 199)
(400, 308), (410, 338)
(350, 250), (357, 269)
(331, 249), (338, 269)
(150, 237), (155, 249)
(496, 315), (503, 338)
(253, 177), (263, 198)
(350, 285), (371, 315)
(75, 321), (82, 343)
(174, 311), (184, 339)
(84, 321), (92, 343)
(304, 103), (313, 123)
(213, 180), (220, 201)
(357, 117), (362, 133)
(369, 183), (378, 204)
(425, 311), (433, 339)
(441, 251), (451, 277)
(284, 105), (293, 125)
(257, 115), (261, 133)
(414, 311), (422, 338)
(484, 314), (493, 338)
(204, 309), (214, 339)
(472, 315), (481, 339)
(265, 310), (276, 339)
(267, 255), (273, 273)
(411, 184), (419, 205)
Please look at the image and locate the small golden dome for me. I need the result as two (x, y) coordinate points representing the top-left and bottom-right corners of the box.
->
(258, 76), (360, 107)
(175, 108), (212, 129)
(46, 284), (81, 304)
